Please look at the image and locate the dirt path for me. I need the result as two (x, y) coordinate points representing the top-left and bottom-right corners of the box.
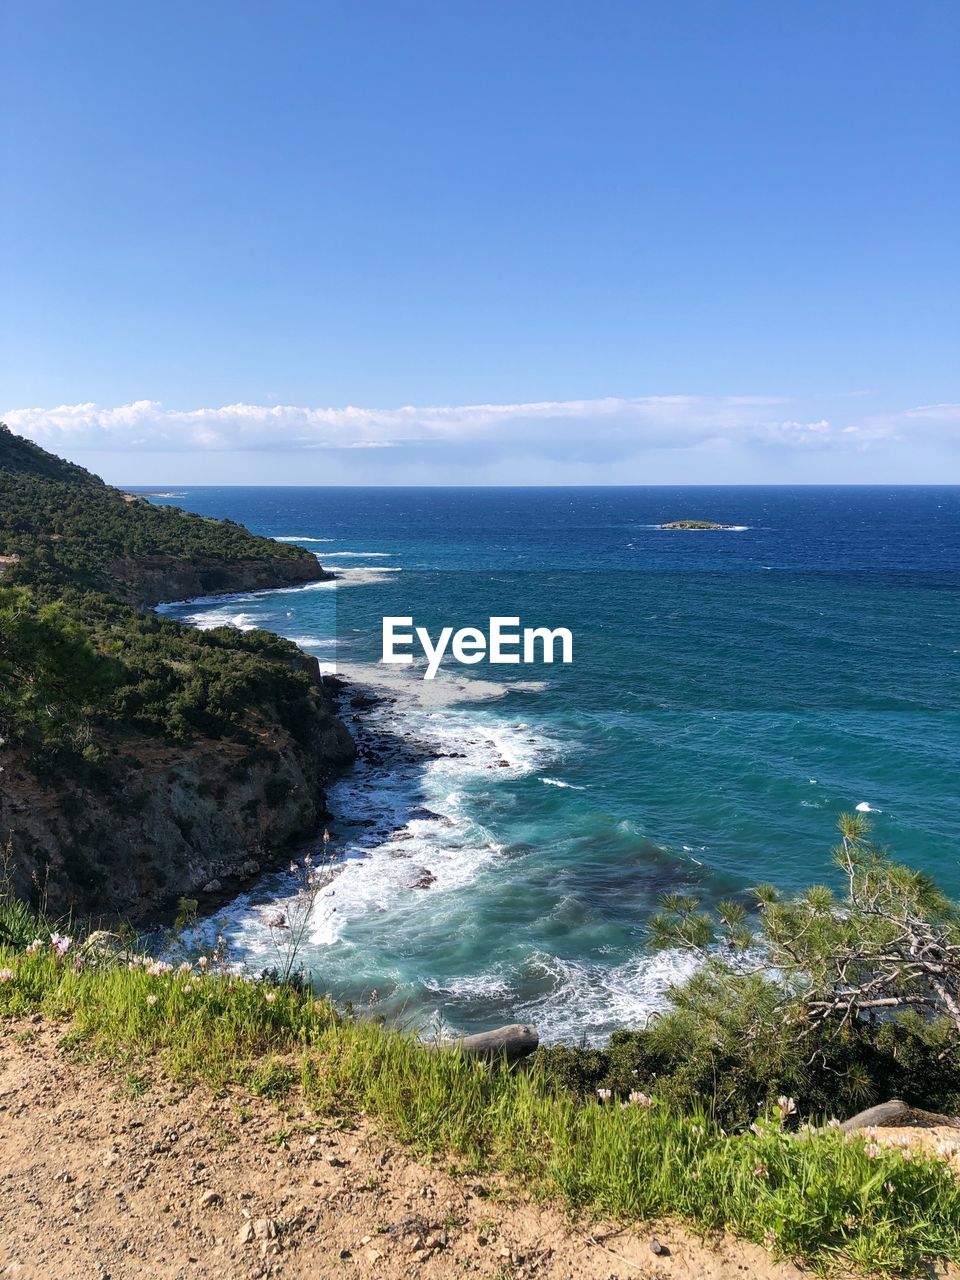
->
(0, 1019), (935, 1280)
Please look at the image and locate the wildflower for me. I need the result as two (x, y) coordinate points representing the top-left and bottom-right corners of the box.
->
(776, 1095), (796, 1118)
(628, 1091), (653, 1107)
(763, 1229), (776, 1248)
(865, 1142), (881, 1159)
(146, 994), (158, 1007)
(49, 932), (72, 957)
(596, 1088), (612, 1102)
(900, 1148), (913, 1161)
(885, 1181), (895, 1194)
(197, 956), (209, 970)
(178, 961), (192, 974)
(264, 991), (277, 1004)
(749, 1122), (763, 1136)
(752, 1162), (768, 1179)
(25, 939), (43, 955)
(0, 967), (13, 984)
(690, 1170), (701, 1181)
(827, 1118), (841, 1130)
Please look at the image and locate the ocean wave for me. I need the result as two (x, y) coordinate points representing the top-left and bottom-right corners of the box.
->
(541, 777), (587, 790)
(513, 948), (699, 1044)
(273, 536), (336, 542)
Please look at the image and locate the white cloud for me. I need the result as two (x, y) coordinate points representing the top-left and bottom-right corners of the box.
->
(3, 395), (958, 458)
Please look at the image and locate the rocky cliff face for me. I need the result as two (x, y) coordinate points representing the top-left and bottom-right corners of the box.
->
(109, 553), (329, 607)
(1, 661), (355, 922)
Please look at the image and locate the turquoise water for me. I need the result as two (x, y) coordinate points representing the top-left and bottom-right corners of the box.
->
(148, 486), (960, 1042)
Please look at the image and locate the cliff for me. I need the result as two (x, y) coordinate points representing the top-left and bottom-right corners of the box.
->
(0, 424), (355, 921)
(108, 552), (326, 608)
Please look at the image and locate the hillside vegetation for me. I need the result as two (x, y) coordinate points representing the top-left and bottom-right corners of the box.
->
(0, 425), (352, 916)
(0, 425), (315, 600)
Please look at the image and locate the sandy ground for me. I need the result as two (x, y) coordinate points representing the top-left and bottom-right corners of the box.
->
(0, 1019), (953, 1280)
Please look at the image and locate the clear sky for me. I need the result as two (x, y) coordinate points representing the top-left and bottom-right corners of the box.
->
(2, 0), (958, 484)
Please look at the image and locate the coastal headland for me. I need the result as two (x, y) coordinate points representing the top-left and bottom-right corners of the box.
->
(0, 425), (355, 921)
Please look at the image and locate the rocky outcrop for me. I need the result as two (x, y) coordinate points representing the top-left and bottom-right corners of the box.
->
(0, 666), (355, 922)
(109, 553), (329, 608)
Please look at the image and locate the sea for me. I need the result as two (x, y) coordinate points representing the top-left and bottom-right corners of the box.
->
(143, 486), (960, 1044)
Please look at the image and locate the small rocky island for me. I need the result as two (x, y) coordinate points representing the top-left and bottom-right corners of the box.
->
(659, 519), (736, 530)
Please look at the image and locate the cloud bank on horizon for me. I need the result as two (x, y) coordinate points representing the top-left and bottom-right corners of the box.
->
(6, 395), (959, 469)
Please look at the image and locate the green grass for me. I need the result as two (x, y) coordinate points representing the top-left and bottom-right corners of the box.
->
(3, 934), (960, 1276)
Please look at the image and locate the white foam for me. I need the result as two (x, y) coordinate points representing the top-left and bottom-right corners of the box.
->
(856, 801), (882, 813)
(541, 777), (587, 790)
(514, 948), (700, 1044)
(273, 536), (336, 542)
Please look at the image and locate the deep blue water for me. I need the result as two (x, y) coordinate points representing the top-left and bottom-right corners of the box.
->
(143, 486), (960, 1041)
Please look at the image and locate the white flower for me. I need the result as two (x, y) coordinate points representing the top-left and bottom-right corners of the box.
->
(264, 991), (277, 1004)
(596, 1088), (612, 1101)
(49, 933), (72, 957)
(865, 1142), (882, 1159)
(776, 1095), (796, 1118)
(628, 1091), (653, 1107)
(197, 956), (209, 970)
(0, 967), (13, 984)
(146, 994), (158, 1007)
(25, 939), (43, 955)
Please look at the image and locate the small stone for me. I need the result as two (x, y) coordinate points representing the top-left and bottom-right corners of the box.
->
(338, 1248), (352, 1260)
(364, 1247), (382, 1264)
(202, 879), (222, 893)
(253, 1218), (277, 1240)
(650, 1238), (669, 1256)
(198, 1189), (222, 1208)
(236, 1222), (255, 1245)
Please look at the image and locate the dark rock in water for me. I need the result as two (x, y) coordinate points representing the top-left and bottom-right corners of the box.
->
(496, 759), (510, 768)
(659, 518), (734, 530)
(240, 859), (261, 878)
(409, 807), (444, 821)
(411, 869), (436, 889)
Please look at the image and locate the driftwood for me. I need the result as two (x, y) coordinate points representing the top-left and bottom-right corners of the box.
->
(438, 1023), (540, 1062)
(839, 1099), (960, 1132)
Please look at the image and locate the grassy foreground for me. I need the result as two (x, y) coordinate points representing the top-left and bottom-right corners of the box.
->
(2, 931), (960, 1276)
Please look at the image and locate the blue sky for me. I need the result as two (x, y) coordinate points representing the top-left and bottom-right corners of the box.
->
(2, 0), (958, 484)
